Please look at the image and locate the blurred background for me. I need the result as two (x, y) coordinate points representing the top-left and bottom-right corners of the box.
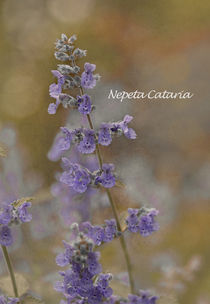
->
(0, 0), (210, 303)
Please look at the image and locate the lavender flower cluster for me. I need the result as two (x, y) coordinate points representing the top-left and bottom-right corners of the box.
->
(48, 33), (159, 304)
(126, 208), (159, 237)
(0, 295), (19, 304)
(56, 115), (136, 156)
(60, 159), (115, 193)
(55, 230), (113, 304)
(49, 144), (99, 226)
(55, 227), (158, 304)
(81, 219), (119, 246)
(0, 200), (32, 246)
(48, 34), (99, 115)
(81, 207), (159, 246)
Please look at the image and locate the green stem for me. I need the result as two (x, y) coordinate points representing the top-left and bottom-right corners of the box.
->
(1, 245), (19, 298)
(78, 86), (135, 292)
(105, 188), (135, 293)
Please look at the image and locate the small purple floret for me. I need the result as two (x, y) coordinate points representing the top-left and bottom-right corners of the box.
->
(77, 129), (96, 154)
(18, 202), (32, 223)
(48, 70), (65, 114)
(77, 94), (92, 115)
(0, 225), (13, 246)
(99, 164), (115, 188)
(81, 63), (97, 89)
(98, 123), (112, 146)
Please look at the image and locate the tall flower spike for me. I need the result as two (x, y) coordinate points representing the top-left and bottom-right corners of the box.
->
(48, 34), (99, 114)
(55, 231), (113, 304)
(49, 34), (159, 301)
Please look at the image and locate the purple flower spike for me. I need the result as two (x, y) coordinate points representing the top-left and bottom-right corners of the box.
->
(18, 202), (32, 223)
(77, 129), (96, 154)
(0, 225), (13, 246)
(54, 229), (113, 304)
(98, 123), (112, 146)
(81, 63), (97, 89)
(49, 34), (160, 304)
(77, 94), (92, 115)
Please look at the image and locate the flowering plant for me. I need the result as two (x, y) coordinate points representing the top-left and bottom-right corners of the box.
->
(48, 34), (159, 304)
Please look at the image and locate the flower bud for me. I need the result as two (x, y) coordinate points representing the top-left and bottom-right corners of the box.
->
(54, 52), (69, 61)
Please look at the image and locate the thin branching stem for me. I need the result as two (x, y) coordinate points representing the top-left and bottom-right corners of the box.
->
(1, 245), (19, 298)
(78, 86), (135, 293)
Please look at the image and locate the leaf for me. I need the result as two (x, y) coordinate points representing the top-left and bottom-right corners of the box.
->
(20, 291), (45, 304)
(0, 144), (7, 157)
(119, 210), (128, 232)
(0, 273), (29, 297)
(12, 197), (35, 208)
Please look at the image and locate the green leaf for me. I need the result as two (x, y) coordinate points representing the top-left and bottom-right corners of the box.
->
(12, 197), (35, 208)
(20, 291), (45, 304)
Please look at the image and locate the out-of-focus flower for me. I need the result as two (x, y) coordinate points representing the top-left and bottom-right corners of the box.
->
(0, 199), (32, 246)
(0, 295), (19, 304)
(126, 207), (159, 237)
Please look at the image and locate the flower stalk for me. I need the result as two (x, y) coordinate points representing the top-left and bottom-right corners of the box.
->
(1, 245), (19, 298)
(48, 34), (159, 303)
(79, 85), (135, 293)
